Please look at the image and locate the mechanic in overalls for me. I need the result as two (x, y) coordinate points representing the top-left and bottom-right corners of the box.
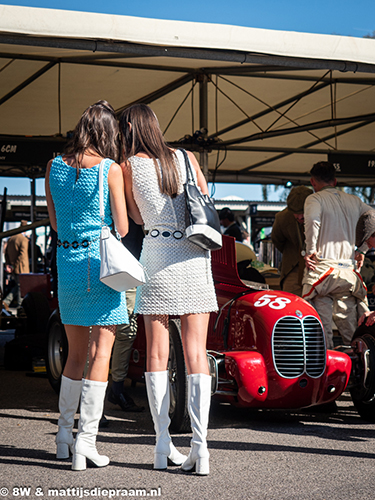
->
(302, 161), (370, 348)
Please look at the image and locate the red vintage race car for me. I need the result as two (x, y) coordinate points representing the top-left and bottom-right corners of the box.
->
(23, 235), (375, 431)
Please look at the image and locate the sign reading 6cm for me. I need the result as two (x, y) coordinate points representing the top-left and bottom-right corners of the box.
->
(254, 294), (291, 310)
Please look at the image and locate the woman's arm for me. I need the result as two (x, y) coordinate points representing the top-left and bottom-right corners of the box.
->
(186, 151), (209, 196)
(108, 162), (129, 237)
(121, 161), (144, 225)
(45, 159), (58, 232)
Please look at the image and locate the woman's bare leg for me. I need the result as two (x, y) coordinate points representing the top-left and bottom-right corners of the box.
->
(62, 325), (91, 381)
(180, 313), (210, 375)
(143, 315), (170, 372)
(62, 324), (116, 382)
(86, 325), (116, 382)
(143, 314), (187, 468)
(180, 313), (211, 475)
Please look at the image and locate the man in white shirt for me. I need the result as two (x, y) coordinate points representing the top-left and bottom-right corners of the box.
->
(302, 162), (369, 348)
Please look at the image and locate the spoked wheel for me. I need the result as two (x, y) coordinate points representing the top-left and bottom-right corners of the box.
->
(45, 309), (68, 394)
(168, 319), (190, 432)
(350, 333), (375, 422)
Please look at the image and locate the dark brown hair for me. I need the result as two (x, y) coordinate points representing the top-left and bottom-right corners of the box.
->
(119, 104), (179, 197)
(65, 100), (120, 171)
(310, 161), (336, 183)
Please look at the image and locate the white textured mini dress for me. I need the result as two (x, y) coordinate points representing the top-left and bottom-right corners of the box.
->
(130, 149), (218, 316)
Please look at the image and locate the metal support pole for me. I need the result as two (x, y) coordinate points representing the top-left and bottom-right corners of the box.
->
(30, 179), (36, 273)
(246, 212), (252, 247)
(199, 74), (209, 179)
(0, 187), (7, 296)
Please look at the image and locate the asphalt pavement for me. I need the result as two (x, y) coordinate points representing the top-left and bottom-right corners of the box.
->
(1, 368), (375, 500)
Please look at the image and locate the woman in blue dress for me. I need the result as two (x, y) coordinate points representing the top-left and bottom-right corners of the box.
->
(45, 100), (129, 471)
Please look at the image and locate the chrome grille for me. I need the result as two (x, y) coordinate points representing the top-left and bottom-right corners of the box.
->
(303, 317), (326, 377)
(272, 316), (326, 378)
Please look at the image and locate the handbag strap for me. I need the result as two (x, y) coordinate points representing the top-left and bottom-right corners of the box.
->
(99, 160), (122, 236)
(99, 159), (106, 223)
(178, 148), (195, 184)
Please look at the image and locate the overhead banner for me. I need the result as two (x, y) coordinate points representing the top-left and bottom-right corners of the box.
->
(0, 136), (67, 166)
(328, 153), (375, 177)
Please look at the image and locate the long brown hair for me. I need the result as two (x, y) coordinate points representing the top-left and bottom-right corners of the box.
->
(65, 100), (120, 175)
(119, 104), (179, 197)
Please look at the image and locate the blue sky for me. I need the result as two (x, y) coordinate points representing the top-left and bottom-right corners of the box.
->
(1, 0), (374, 199)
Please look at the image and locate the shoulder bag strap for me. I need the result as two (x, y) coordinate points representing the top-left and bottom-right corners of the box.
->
(179, 148), (194, 184)
(99, 159), (107, 226)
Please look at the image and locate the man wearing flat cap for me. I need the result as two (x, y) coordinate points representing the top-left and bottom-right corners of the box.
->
(302, 161), (370, 348)
(272, 186), (313, 296)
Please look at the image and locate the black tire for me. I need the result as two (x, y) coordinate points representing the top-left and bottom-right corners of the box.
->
(168, 319), (190, 432)
(352, 322), (375, 341)
(21, 291), (51, 337)
(45, 309), (68, 394)
(350, 333), (375, 422)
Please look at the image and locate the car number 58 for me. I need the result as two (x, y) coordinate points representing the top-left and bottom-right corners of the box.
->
(254, 294), (291, 310)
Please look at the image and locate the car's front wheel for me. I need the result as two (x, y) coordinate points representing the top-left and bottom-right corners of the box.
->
(168, 319), (190, 432)
(45, 309), (68, 394)
(350, 332), (375, 422)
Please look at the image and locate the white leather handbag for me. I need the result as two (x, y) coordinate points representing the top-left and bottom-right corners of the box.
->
(98, 160), (146, 292)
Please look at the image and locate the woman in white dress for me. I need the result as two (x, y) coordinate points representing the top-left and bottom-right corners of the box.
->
(119, 104), (217, 476)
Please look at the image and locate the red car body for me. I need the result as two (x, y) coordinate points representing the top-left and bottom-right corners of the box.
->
(127, 235), (352, 411)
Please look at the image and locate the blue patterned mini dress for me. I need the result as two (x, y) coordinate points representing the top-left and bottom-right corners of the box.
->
(49, 156), (128, 326)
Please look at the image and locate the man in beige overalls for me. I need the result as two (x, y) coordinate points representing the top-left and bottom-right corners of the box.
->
(302, 162), (370, 348)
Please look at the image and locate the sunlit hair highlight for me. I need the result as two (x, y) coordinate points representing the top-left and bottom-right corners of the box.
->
(64, 100), (120, 171)
(119, 104), (179, 197)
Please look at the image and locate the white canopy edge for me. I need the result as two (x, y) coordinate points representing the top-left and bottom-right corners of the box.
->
(1, 4), (375, 66)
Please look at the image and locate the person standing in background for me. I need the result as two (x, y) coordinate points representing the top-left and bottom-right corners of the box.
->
(356, 210), (375, 327)
(107, 219), (145, 413)
(271, 186), (313, 296)
(3, 220), (29, 310)
(302, 161), (369, 348)
(218, 207), (243, 242)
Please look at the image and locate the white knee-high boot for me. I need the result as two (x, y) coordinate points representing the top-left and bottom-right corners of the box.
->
(72, 379), (109, 471)
(56, 375), (82, 459)
(181, 373), (211, 476)
(145, 371), (187, 470)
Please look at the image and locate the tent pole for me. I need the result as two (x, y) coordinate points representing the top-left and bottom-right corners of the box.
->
(30, 179), (36, 273)
(199, 74), (209, 179)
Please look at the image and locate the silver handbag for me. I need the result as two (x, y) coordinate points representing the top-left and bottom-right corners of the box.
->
(99, 160), (146, 292)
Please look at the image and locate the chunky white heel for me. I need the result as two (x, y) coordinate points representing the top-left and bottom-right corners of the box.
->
(72, 451), (109, 471)
(56, 375), (82, 459)
(145, 371), (187, 470)
(71, 453), (86, 471)
(154, 453), (168, 470)
(72, 379), (110, 471)
(181, 373), (211, 476)
(195, 457), (210, 475)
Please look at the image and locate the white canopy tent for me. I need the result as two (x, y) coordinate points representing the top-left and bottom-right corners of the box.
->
(0, 4), (375, 186)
